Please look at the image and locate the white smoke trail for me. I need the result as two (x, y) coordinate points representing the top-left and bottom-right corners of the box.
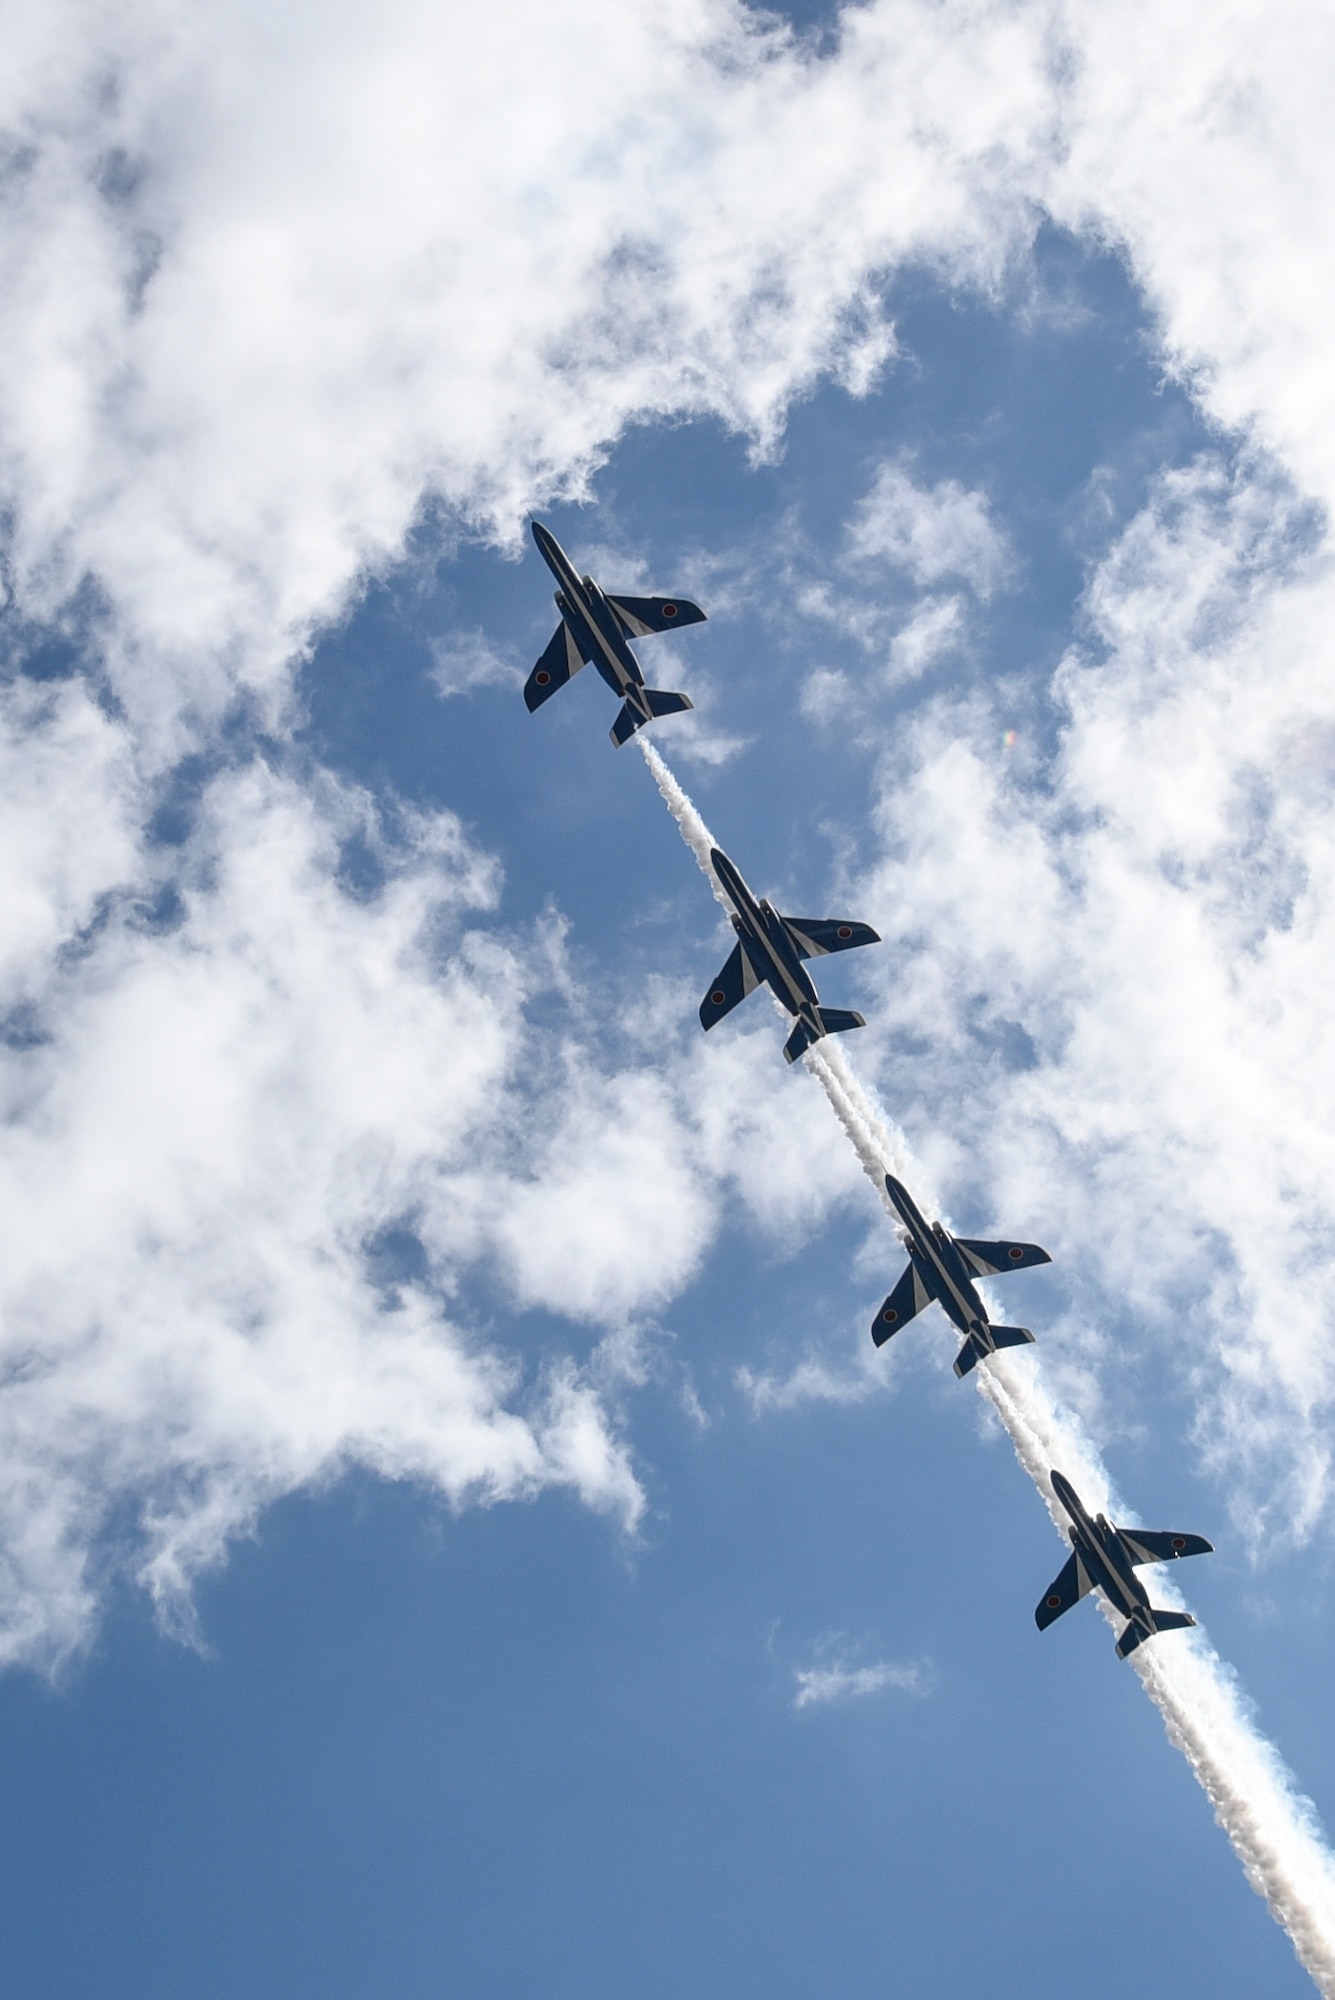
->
(640, 734), (1335, 1995)
(639, 739), (730, 912)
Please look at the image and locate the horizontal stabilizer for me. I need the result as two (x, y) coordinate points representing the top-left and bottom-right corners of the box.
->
(643, 687), (693, 719)
(986, 1324), (1035, 1352)
(699, 940), (762, 1031)
(953, 1324), (1034, 1377)
(782, 916), (882, 960)
(1035, 1550), (1095, 1631)
(607, 593), (707, 638)
(524, 621), (588, 712)
(1116, 1609), (1195, 1660)
(956, 1237), (1052, 1277)
(871, 1263), (933, 1347)
(1118, 1527), (1214, 1568)
(817, 1006), (865, 1037)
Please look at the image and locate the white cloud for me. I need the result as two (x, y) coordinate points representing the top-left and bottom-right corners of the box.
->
(887, 596), (968, 683)
(429, 630), (520, 699)
(0, 0), (1051, 758)
(735, 1298), (897, 1413)
(847, 462), (1012, 597)
(799, 666), (856, 724)
(793, 1650), (930, 1707)
(1052, 0), (1335, 512)
(853, 453), (1335, 1541)
(0, 709), (887, 1664)
(1, 0), (1335, 1655)
(0, 0), (1330, 757)
(0, 748), (667, 1665)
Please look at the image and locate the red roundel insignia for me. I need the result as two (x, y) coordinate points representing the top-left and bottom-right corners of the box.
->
(661, 603), (678, 617)
(837, 925), (852, 939)
(535, 670), (551, 685)
(710, 990), (726, 1006)
(1046, 1594), (1062, 1609)
(1009, 1246), (1024, 1260)
(1172, 1537), (1186, 1550)
(882, 1308), (897, 1323)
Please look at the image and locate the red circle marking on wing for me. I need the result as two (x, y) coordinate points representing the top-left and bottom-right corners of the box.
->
(710, 990), (726, 1006)
(535, 670), (551, 685)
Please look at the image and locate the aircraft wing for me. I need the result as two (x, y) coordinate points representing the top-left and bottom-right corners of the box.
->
(1117, 1528), (1214, 1568)
(607, 594), (707, 638)
(1035, 1549), (1097, 1631)
(780, 917), (881, 960)
(956, 1238), (1052, 1276)
(871, 1262), (933, 1347)
(699, 940), (763, 1031)
(524, 621), (591, 712)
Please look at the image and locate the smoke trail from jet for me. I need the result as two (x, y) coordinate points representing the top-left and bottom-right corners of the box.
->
(806, 1041), (915, 1195)
(1137, 1640), (1335, 1993)
(639, 740), (731, 915)
(641, 736), (1335, 1994)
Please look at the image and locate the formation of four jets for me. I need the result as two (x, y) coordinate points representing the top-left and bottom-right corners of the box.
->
(522, 519), (1213, 1661)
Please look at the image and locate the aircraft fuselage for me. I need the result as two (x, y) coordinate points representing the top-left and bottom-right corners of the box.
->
(533, 521), (653, 720)
(883, 1173), (990, 1339)
(711, 847), (823, 1038)
(1050, 1470), (1154, 1641)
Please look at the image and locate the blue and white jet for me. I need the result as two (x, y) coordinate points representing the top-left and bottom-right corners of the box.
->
(523, 520), (706, 747)
(698, 847), (881, 1066)
(871, 1172), (1051, 1378)
(1036, 1470), (1213, 1660)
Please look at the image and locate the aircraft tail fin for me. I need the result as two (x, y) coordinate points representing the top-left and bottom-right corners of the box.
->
(782, 1019), (818, 1065)
(1116, 1609), (1195, 1659)
(952, 1324), (1035, 1379)
(609, 701), (642, 747)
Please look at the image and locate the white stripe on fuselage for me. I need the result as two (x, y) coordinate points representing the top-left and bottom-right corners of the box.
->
(1071, 1521), (1139, 1623)
(559, 580), (640, 702)
(886, 1181), (984, 1331)
(914, 1224), (986, 1331)
(536, 532), (645, 704)
(755, 907), (820, 1024)
(714, 859), (821, 1031)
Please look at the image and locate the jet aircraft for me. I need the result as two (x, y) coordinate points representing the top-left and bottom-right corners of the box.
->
(523, 520), (706, 746)
(1036, 1469), (1212, 1659)
(698, 847), (880, 1065)
(870, 1172), (1051, 1378)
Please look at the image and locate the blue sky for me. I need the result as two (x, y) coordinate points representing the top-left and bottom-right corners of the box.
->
(1, 2), (1334, 1994)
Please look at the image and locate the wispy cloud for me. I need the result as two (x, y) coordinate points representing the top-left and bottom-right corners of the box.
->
(2, 0), (1335, 1674)
(736, 1349), (885, 1414)
(429, 630), (520, 698)
(846, 462), (1012, 599)
(794, 1654), (931, 1709)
